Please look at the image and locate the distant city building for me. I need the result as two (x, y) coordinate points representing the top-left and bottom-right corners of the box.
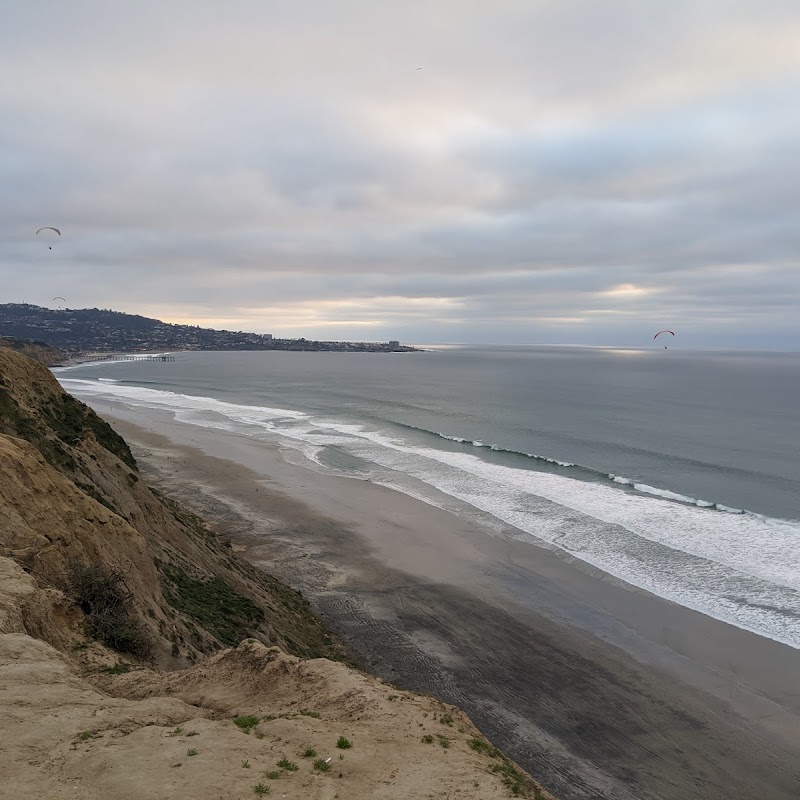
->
(389, 340), (400, 350)
(264, 333), (273, 340)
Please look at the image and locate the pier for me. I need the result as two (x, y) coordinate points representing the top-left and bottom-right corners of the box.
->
(91, 354), (175, 362)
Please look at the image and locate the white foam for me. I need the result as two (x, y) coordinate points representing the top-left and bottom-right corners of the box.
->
(439, 433), (468, 443)
(716, 503), (744, 514)
(631, 482), (701, 503)
(428, 429), (576, 467)
(58, 379), (308, 424)
(608, 474), (739, 512)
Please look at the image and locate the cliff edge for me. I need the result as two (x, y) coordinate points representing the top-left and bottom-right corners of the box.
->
(0, 348), (550, 799)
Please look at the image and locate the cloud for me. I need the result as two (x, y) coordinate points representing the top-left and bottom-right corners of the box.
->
(2, 1), (800, 346)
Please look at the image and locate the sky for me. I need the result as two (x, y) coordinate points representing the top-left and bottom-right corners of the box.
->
(2, 1), (800, 347)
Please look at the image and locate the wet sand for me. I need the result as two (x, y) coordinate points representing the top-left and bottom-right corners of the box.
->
(104, 408), (800, 800)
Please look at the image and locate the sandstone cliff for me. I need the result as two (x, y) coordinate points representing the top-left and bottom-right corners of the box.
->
(0, 348), (550, 799)
(0, 335), (64, 366)
(0, 348), (338, 666)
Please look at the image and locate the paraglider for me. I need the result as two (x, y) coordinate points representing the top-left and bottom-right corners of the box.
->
(52, 296), (65, 309)
(36, 227), (61, 249)
(654, 330), (675, 349)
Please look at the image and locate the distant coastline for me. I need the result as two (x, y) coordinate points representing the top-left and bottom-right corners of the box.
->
(0, 303), (420, 356)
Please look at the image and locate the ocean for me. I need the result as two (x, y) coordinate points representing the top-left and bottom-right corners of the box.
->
(56, 345), (800, 649)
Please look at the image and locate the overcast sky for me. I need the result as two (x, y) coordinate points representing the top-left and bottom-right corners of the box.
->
(2, 1), (800, 347)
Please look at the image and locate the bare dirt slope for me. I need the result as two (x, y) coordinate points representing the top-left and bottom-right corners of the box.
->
(0, 348), (550, 799)
(1, 574), (540, 800)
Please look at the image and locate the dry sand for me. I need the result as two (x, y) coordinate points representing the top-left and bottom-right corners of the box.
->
(102, 407), (800, 800)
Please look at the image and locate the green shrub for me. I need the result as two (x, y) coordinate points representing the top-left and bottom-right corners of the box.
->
(234, 715), (261, 732)
(100, 662), (131, 675)
(336, 736), (352, 750)
(158, 563), (264, 647)
(468, 738), (499, 757)
(490, 762), (535, 796)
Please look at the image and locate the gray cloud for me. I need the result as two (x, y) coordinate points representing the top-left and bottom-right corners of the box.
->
(2, 1), (800, 347)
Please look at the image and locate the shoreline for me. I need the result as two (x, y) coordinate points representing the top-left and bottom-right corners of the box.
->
(100, 408), (800, 799)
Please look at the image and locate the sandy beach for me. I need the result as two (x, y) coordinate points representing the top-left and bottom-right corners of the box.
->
(103, 408), (800, 800)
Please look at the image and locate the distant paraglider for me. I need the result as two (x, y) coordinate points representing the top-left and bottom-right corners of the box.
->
(36, 226), (61, 250)
(654, 329), (675, 349)
(53, 296), (65, 309)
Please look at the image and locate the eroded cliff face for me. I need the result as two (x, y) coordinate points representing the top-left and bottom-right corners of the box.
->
(0, 349), (550, 800)
(0, 335), (64, 366)
(0, 348), (339, 667)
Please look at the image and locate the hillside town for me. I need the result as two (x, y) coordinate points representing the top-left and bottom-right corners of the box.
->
(0, 304), (415, 356)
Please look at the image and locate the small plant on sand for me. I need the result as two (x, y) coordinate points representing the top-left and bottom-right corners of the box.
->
(253, 784), (271, 795)
(313, 758), (331, 772)
(242, 760), (251, 768)
(277, 759), (298, 771)
(388, 694), (398, 701)
(302, 748), (317, 758)
(468, 738), (500, 757)
(299, 709), (320, 718)
(167, 727), (183, 737)
(422, 735), (434, 744)
(101, 662), (132, 675)
(263, 770), (281, 780)
(440, 713), (454, 726)
(490, 762), (540, 797)
(336, 736), (352, 749)
(437, 735), (451, 749)
(234, 715), (260, 733)
(77, 731), (95, 741)
(186, 748), (199, 757)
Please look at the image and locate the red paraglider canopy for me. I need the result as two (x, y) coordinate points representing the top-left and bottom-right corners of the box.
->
(653, 330), (675, 339)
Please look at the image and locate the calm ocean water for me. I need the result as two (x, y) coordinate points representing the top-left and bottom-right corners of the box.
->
(57, 346), (800, 648)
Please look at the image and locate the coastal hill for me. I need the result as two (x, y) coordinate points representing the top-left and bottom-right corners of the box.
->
(0, 334), (64, 366)
(0, 347), (549, 800)
(0, 303), (416, 355)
